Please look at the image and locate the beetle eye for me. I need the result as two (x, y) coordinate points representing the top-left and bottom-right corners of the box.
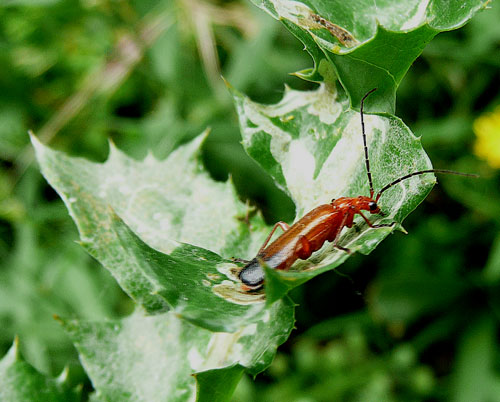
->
(369, 201), (377, 211)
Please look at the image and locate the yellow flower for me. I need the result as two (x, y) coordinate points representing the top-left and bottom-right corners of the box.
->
(473, 106), (500, 169)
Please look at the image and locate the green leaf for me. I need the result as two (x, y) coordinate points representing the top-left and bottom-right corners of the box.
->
(60, 308), (292, 401)
(0, 338), (80, 402)
(32, 133), (296, 332)
(247, 0), (488, 113)
(231, 82), (436, 301)
(33, 131), (297, 396)
(194, 365), (244, 402)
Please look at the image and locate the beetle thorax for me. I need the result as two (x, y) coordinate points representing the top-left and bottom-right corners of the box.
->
(331, 196), (381, 215)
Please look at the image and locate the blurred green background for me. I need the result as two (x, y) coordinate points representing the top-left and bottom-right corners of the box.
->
(1, 0), (499, 400)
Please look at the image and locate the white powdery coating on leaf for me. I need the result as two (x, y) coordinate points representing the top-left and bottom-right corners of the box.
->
(368, 0), (430, 31)
(261, 310), (271, 323)
(391, 182), (408, 217)
(319, 113), (381, 194)
(64, 134), (246, 256)
(375, 118), (435, 216)
(241, 84), (345, 209)
(191, 332), (239, 371)
(306, 84), (342, 125)
(79, 313), (196, 402)
(282, 139), (316, 205)
(187, 346), (205, 371)
(401, 0), (431, 30)
(269, 0), (312, 23)
(241, 322), (258, 336)
(296, 114), (385, 211)
(242, 85), (335, 121)
(180, 181), (238, 253)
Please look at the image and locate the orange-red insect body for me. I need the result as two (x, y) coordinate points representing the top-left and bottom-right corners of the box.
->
(239, 89), (475, 290)
(239, 197), (384, 288)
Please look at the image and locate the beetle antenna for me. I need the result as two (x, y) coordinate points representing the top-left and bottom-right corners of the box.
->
(375, 169), (478, 202)
(361, 88), (377, 198)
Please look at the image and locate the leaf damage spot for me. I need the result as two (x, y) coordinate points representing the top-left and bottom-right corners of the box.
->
(216, 262), (239, 278)
(206, 273), (220, 281)
(310, 13), (358, 47)
(400, 0), (431, 30)
(267, 1), (358, 48)
(212, 281), (265, 305)
(280, 114), (295, 123)
(303, 85), (343, 128)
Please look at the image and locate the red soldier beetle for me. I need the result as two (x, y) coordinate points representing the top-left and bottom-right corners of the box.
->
(238, 88), (476, 290)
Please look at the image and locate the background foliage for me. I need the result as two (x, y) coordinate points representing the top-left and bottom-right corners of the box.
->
(0, 0), (499, 401)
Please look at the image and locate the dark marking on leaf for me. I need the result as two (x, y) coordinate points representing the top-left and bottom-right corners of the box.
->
(212, 280), (266, 304)
(310, 13), (358, 47)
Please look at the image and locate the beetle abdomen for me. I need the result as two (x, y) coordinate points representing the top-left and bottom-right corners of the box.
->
(239, 258), (264, 287)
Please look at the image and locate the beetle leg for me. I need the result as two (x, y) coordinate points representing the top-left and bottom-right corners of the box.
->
(332, 213), (352, 254)
(258, 221), (291, 253)
(352, 222), (361, 233)
(296, 235), (312, 260)
(358, 211), (396, 229)
(334, 244), (351, 253)
(231, 257), (250, 264)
